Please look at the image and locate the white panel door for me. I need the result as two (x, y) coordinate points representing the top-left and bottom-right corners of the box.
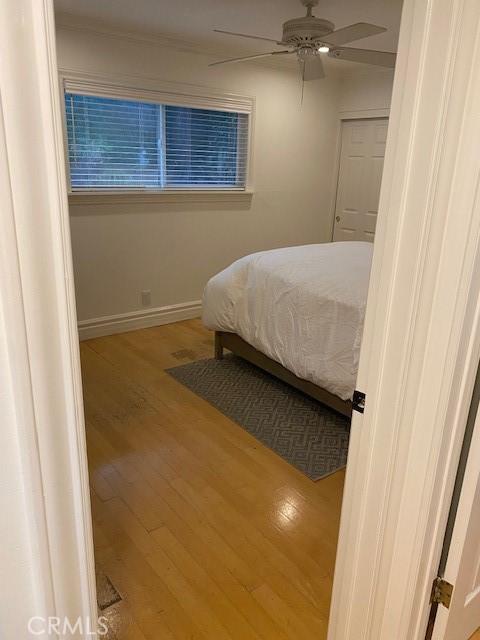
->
(333, 118), (388, 243)
(432, 398), (480, 640)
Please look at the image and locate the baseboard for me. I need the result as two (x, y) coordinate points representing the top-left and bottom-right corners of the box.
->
(77, 300), (202, 340)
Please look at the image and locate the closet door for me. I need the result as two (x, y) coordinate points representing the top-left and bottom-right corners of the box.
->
(333, 118), (388, 243)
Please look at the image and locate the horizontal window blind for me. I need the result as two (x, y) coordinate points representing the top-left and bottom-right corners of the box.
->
(65, 93), (249, 190)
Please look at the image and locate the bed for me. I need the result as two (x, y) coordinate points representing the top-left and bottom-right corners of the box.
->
(202, 241), (374, 417)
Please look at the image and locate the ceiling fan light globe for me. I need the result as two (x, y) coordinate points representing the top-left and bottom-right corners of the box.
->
(318, 45), (330, 53)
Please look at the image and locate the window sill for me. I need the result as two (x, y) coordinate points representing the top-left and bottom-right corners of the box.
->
(67, 189), (253, 206)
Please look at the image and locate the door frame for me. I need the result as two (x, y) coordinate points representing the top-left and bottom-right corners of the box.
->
(3, 1), (480, 640)
(330, 115), (389, 242)
(431, 362), (480, 638)
(328, 0), (480, 638)
(0, 0), (97, 635)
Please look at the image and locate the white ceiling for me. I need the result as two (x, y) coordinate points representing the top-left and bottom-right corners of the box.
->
(54, 0), (404, 58)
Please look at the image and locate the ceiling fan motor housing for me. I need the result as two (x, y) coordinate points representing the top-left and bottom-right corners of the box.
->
(282, 16), (335, 46)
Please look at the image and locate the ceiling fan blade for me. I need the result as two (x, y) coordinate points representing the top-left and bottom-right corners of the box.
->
(300, 55), (325, 81)
(329, 47), (396, 68)
(214, 29), (284, 45)
(209, 50), (293, 67)
(323, 22), (387, 46)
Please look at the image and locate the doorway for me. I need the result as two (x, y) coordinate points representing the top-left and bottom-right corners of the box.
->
(5, 1), (480, 640)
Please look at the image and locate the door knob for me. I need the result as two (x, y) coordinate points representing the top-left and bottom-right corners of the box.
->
(336, 216), (340, 222)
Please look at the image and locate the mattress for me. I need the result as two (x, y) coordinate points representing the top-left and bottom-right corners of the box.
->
(202, 241), (374, 401)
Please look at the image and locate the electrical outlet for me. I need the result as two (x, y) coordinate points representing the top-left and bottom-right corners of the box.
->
(141, 290), (151, 307)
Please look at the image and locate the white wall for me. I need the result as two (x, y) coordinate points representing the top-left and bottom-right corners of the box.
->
(56, 24), (343, 326)
(338, 68), (395, 115)
(56, 25), (395, 330)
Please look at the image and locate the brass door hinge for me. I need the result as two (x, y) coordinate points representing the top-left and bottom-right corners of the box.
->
(430, 577), (454, 609)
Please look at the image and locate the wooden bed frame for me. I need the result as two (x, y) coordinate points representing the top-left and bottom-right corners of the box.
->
(214, 331), (353, 418)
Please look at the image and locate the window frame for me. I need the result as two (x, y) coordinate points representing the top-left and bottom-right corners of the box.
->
(59, 72), (255, 204)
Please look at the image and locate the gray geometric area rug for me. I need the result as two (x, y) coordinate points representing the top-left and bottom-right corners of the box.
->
(166, 355), (351, 481)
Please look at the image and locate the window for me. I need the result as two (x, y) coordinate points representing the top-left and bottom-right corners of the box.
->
(64, 90), (250, 192)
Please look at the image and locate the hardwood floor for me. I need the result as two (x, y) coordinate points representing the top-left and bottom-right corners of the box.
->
(81, 319), (345, 640)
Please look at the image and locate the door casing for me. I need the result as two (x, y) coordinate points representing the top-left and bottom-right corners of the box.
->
(328, 0), (480, 638)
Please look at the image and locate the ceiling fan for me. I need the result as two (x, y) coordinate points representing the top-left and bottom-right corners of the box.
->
(210, 0), (396, 81)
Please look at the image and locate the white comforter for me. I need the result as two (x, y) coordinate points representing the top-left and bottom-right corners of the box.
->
(202, 241), (373, 401)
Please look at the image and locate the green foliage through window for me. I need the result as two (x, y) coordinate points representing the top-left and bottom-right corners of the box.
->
(65, 93), (248, 190)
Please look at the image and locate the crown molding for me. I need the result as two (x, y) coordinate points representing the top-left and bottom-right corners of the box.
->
(54, 12), (301, 73)
(54, 11), (350, 78)
(55, 12), (231, 58)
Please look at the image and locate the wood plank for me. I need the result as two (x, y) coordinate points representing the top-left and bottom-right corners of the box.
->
(81, 319), (344, 640)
